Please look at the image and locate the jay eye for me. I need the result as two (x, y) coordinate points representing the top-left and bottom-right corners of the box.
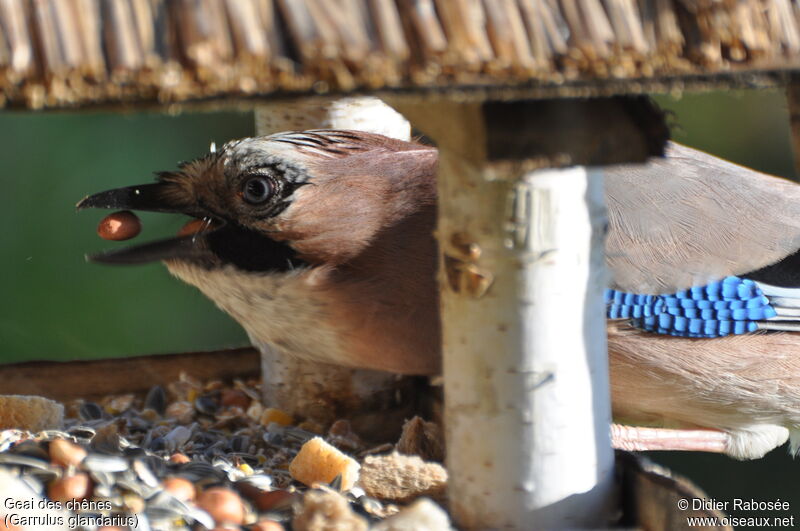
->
(242, 176), (273, 204)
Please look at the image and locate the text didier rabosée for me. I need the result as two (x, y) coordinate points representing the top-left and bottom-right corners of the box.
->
(692, 498), (791, 512)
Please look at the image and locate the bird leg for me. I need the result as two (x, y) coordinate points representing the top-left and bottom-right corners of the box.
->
(611, 423), (729, 453)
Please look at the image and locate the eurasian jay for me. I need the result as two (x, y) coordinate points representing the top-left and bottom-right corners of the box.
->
(78, 131), (800, 460)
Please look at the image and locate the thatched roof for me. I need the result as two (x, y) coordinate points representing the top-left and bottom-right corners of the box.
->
(3, 0), (800, 109)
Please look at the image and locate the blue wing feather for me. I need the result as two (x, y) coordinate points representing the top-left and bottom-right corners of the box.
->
(605, 276), (785, 337)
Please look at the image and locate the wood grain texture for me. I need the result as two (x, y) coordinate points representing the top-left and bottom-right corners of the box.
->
(3, 0), (800, 108)
(616, 451), (731, 530)
(0, 348), (260, 401)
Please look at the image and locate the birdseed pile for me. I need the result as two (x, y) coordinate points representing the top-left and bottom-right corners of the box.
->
(0, 374), (449, 530)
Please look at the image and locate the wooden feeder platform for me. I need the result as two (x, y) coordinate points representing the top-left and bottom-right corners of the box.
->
(0, 0), (798, 109)
(3, 1), (800, 530)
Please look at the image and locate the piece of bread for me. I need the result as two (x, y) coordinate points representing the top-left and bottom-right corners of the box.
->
(0, 395), (64, 432)
(358, 452), (447, 502)
(289, 437), (360, 491)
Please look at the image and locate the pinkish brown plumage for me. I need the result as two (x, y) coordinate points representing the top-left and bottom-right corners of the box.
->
(80, 130), (440, 374)
(79, 131), (800, 459)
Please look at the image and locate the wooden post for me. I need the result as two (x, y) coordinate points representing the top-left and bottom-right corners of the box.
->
(254, 97), (414, 432)
(389, 97), (666, 528)
(255, 96), (412, 138)
(786, 77), (800, 177)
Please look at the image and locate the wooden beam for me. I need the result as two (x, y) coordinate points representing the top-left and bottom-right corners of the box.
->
(786, 76), (800, 177)
(0, 348), (260, 402)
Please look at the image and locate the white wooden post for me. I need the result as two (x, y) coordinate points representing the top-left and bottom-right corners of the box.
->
(439, 161), (614, 529)
(254, 97), (413, 425)
(255, 96), (411, 138)
(389, 99), (619, 528)
(519, 167), (613, 524)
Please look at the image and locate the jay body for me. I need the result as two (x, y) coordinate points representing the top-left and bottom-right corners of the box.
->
(605, 144), (800, 458)
(79, 132), (800, 460)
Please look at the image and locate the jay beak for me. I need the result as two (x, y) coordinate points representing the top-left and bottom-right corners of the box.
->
(79, 131), (800, 460)
(78, 131), (440, 375)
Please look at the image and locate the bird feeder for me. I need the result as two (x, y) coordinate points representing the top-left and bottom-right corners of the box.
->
(3, 1), (800, 529)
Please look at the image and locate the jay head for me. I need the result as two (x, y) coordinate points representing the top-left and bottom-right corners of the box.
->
(78, 130), (440, 375)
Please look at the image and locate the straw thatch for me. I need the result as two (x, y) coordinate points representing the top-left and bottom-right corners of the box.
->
(2, 0), (800, 109)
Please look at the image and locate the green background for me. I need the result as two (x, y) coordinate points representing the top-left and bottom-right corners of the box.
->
(0, 110), (252, 361)
(1, 91), (798, 526)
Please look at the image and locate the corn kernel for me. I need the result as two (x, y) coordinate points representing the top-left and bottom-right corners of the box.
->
(260, 408), (293, 426)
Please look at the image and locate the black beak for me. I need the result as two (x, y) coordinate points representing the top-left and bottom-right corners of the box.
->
(77, 183), (199, 215)
(78, 183), (219, 265)
(87, 234), (212, 265)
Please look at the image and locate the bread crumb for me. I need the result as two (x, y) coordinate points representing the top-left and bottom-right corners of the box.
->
(293, 489), (368, 531)
(372, 498), (454, 531)
(289, 437), (360, 491)
(0, 395), (63, 432)
(358, 452), (447, 503)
